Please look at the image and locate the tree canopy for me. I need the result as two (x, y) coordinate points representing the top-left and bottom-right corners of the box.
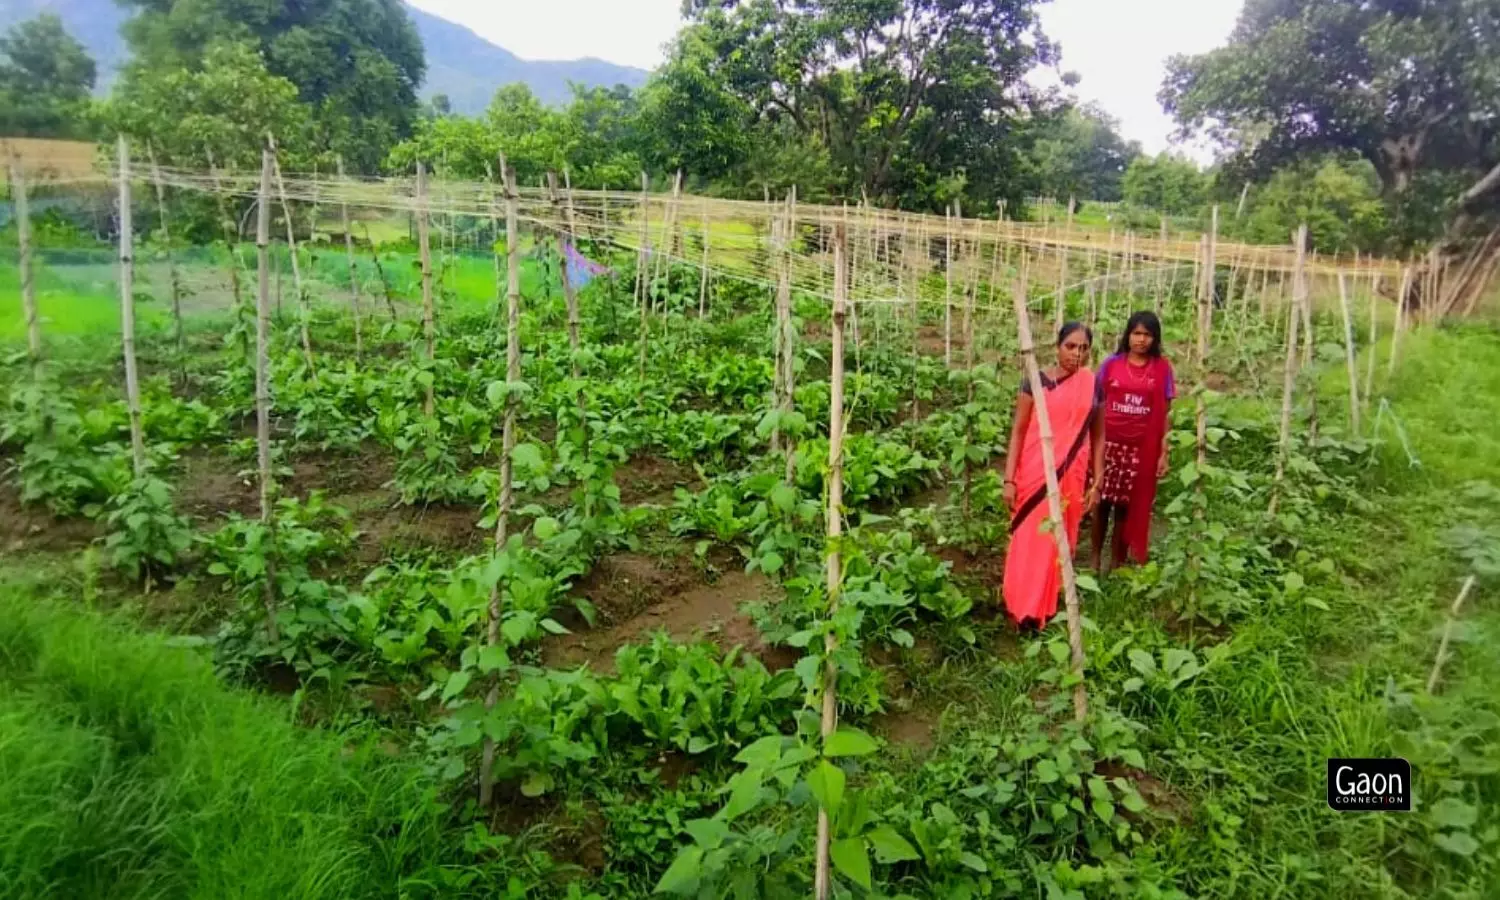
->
(0, 14), (97, 139)
(663, 0), (1058, 212)
(1122, 153), (1209, 217)
(115, 0), (425, 172)
(1162, 0), (1500, 268)
(1029, 103), (1141, 203)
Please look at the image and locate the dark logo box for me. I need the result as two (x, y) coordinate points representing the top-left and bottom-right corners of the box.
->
(1327, 758), (1412, 811)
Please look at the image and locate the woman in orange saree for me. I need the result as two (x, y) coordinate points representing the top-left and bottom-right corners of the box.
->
(1001, 322), (1105, 631)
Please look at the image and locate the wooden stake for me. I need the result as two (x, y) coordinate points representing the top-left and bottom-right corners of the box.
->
(480, 160), (524, 809)
(813, 223), (848, 900)
(1336, 272), (1361, 436)
(1010, 263), (1088, 723)
(698, 205), (711, 319)
(637, 172), (650, 377)
(1389, 267), (1411, 380)
(771, 206), (790, 454)
(268, 137), (315, 377)
(1269, 225), (1307, 517)
(1426, 576), (1477, 694)
(416, 161), (436, 415)
(944, 203), (954, 368)
(1154, 218), (1168, 314)
(116, 136), (147, 476)
(253, 146), (280, 644)
(1056, 198), (1074, 330)
(783, 190), (800, 486)
(337, 156), (363, 362)
(9, 159), (40, 366)
(1363, 273), (1380, 413)
(145, 144), (185, 380)
(1203, 205), (1219, 352)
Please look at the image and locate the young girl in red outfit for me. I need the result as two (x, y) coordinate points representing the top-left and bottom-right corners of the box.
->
(1091, 311), (1175, 573)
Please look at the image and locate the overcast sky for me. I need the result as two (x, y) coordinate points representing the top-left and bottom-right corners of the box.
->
(406, 0), (1242, 161)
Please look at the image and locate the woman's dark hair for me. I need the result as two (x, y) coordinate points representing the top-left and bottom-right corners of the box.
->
(1057, 321), (1093, 347)
(1116, 310), (1163, 357)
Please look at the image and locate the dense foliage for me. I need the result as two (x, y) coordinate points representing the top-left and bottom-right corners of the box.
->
(1163, 0), (1500, 270)
(113, 0), (425, 172)
(0, 13), (96, 139)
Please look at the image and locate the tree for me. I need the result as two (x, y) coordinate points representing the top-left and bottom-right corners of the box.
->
(103, 41), (312, 241)
(670, 0), (1056, 212)
(0, 14), (97, 138)
(106, 42), (311, 172)
(1162, 0), (1500, 308)
(1030, 103), (1142, 203)
(116, 0), (425, 172)
(1122, 153), (1210, 216)
(1233, 157), (1390, 253)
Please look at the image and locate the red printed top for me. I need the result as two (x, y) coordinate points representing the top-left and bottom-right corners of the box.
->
(1097, 354), (1176, 445)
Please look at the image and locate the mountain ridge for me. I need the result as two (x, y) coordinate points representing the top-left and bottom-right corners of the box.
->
(0, 0), (649, 113)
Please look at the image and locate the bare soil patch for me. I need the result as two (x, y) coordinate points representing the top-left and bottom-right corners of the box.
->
(348, 494), (486, 563)
(617, 454), (699, 505)
(544, 557), (789, 672)
(0, 481), (99, 554)
(177, 449), (258, 521)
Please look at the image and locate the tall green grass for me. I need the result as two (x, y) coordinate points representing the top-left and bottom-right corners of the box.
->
(0, 590), (510, 900)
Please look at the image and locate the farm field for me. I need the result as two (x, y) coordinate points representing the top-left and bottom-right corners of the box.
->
(2, 209), (1496, 900)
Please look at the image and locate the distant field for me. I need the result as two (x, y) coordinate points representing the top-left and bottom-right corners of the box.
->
(1, 138), (100, 183)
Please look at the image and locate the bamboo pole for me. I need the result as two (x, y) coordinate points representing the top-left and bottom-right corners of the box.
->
(337, 157), (363, 362)
(1011, 262), (1088, 723)
(637, 172), (650, 377)
(944, 204), (954, 367)
(813, 223), (848, 900)
(1389, 267), (1411, 379)
(416, 161), (436, 415)
(548, 172), (582, 376)
(1336, 272), (1361, 436)
(253, 146), (280, 644)
(1269, 225), (1308, 518)
(145, 144), (185, 380)
(1363, 273), (1380, 414)
(1057, 198), (1074, 330)
(268, 137), (315, 377)
(1203, 206), (1219, 351)
(1426, 576), (1477, 694)
(9, 159), (40, 366)
(698, 205), (711, 319)
(783, 190), (800, 486)
(480, 160), (523, 809)
(116, 136), (147, 476)
(1155, 218), (1168, 315)
(771, 205), (790, 454)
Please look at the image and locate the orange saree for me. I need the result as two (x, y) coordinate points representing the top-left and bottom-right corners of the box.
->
(1002, 368), (1098, 628)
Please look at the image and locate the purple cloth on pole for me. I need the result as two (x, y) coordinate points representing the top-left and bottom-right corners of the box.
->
(564, 240), (611, 289)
